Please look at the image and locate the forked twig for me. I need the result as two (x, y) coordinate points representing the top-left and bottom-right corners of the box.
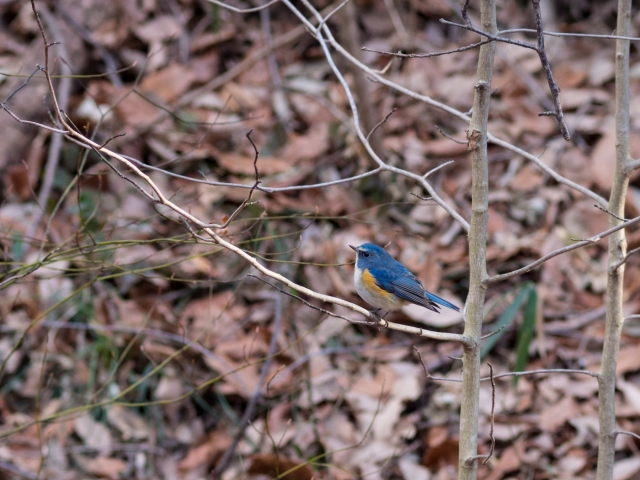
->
(437, 0), (570, 140)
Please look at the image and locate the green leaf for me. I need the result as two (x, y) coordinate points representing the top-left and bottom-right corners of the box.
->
(513, 285), (537, 387)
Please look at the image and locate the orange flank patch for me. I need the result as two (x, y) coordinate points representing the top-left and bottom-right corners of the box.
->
(362, 269), (393, 299)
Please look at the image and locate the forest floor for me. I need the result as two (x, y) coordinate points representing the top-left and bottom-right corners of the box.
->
(1, 0), (640, 479)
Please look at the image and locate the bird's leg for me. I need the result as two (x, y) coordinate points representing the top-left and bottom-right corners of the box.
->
(367, 308), (382, 323)
(367, 309), (390, 328)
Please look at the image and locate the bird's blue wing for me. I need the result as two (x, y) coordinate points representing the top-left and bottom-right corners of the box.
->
(425, 291), (460, 312)
(384, 272), (442, 313)
(367, 264), (461, 313)
(370, 267), (461, 313)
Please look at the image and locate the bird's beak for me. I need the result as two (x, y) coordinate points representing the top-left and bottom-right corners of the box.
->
(349, 245), (358, 252)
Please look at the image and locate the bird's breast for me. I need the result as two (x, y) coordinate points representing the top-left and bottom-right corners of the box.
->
(354, 266), (405, 310)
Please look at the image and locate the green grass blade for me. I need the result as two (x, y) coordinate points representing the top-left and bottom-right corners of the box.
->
(513, 284), (538, 386)
(480, 285), (530, 359)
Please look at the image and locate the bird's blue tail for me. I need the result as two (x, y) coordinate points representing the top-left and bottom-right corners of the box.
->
(425, 291), (460, 312)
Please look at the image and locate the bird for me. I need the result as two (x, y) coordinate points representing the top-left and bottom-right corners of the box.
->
(350, 243), (460, 314)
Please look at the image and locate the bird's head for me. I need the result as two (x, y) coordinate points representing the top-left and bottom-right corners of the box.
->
(349, 243), (390, 267)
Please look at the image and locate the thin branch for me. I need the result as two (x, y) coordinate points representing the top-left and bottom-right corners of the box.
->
(487, 134), (606, 205)
(367, 108), (397, 140)
(440, 19), (538, 51)
(481, 325), (505, 340)
(0, 247), (61, 290)
(487, 368), (598, 381)
(121, 152), (386, 193)
(499, 27), (640, 42)
(361, 39), (492, 58)
(441, 2), (570, 140)
(531, 0), (570, 140)
(0, 104), (69, 134)
(97, 132), (126, 150)
(461, 0), (472, 25)
(424, 160), (454, 179)
(206, 0), (280, 13)
(486, 214), (640, 284)
(483, 362), (496, 465)
(435, 125), (467, 145)
(423, 368), (599, 384)
(207, 228), (471, 344)
(247, 275), (362, 324)
(594, 203), (627, 222)
(614, 430), (640, 442)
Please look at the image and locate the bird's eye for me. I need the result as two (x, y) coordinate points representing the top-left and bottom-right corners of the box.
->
(363, 252), (370, 258)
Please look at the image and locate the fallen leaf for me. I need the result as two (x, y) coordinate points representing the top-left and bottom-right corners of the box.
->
(140, 63), (196, 103)
(540, 395), (579, 431)
(74, 415), (113, 455)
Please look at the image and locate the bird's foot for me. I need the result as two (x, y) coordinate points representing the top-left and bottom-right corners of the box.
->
(367, 309), (390, 328)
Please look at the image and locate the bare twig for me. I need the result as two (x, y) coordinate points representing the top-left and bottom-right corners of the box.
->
(461, 0), (472, 25)
(481, 325), (505, 340)
(435, 125), (467, 145)
(423, 160), (455, 179)
(594, 203), (627, 222)
(499, 27), (640, 42)
(482, 362), (495, 465)
(96, 132), (127, 150)
(439, 19), (537, 52)
(122, 153), (385, 193)
(247, 275), (363, 324)
(615, 430), (640, 441)
(361, 39), (492, 58)
(207, 0), (280, 13)
(486, 214), (640, 284)
(531, 0), (570, 140)
(0, 247), (61, 290)
(440, 1), (570, 140)
(487, 368), (598, 380)
(419, 367), (599, 384)
(1, 94), (69, 135)
(611, 246), (640, 271)
(367, 108), (397, 140)
(337, 0), (384, 157)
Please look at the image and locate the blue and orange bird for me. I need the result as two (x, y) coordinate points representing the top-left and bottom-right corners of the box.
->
(350, 243), (460, 314)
